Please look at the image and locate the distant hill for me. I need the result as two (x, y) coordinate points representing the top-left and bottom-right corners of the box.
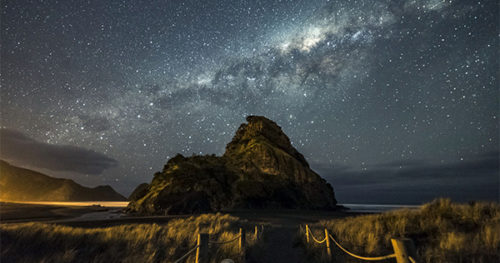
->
(127, 116), (337, 215)
(0, 160), (126, 201)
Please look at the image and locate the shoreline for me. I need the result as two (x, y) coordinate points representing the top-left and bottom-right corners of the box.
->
(1, 201), (427, 227)
(1, 201), (365, 226)
(0, 200), (129, 208)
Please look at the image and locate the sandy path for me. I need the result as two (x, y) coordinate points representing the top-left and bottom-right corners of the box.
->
(247, 224), (308, 263)
(231, 210), (352, 263)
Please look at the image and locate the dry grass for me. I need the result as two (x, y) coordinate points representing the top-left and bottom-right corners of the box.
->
(1, 213), (259, 263)
(300, 199), (500, 263)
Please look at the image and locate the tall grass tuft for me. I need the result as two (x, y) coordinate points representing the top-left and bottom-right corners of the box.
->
(300, 199), (500, 263)
(1, 213), (258, 263)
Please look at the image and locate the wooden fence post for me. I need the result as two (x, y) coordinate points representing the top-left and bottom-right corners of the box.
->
(239, 228), (246, 252)
(391, 238), (418, 263)
(254, 225), (258, 239)
(324, 228), (332, 259)
(239, 228), (246, 262)
(195, 233), (209, 263)
(305, 225), (310, 243)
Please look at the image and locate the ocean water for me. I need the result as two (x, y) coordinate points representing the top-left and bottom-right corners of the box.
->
(341, 203), (421, 213)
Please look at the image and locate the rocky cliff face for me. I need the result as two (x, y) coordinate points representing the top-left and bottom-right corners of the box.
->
(128, 183), (149, 201)
(127, 116), (336, 215)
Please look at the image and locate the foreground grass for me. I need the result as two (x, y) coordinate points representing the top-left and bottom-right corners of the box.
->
(1, 213), (258, 263)
(300, 199), (500, 263)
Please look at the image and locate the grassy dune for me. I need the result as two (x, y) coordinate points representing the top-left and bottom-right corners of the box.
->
(1, 213), (258, 263)
(300, 199), (500, 263)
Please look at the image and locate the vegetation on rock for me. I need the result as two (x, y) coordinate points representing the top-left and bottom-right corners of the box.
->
(128, 183), (149, 201)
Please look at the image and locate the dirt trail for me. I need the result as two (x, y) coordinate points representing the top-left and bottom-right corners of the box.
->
(231, 210), (354, 263)
(247, 224), (308, 263)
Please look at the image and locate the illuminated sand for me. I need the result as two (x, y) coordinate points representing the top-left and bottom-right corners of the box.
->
(0, 201), (129, 222)
(2, 201), (129, 207)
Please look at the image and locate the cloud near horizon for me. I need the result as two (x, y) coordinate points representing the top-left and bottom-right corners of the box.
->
(313, 152), (499, 204)
(0, 128), (118, 175)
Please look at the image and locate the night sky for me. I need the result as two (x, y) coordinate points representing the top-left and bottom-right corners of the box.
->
(1, 0), (498, 203)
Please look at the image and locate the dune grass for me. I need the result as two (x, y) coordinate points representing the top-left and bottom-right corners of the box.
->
(300, 199), (500, 263)
(1, 213), (259, 263)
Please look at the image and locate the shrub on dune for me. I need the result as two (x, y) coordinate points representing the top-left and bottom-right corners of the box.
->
(0, 213), (257, 263)
(300, 199), (500, 263)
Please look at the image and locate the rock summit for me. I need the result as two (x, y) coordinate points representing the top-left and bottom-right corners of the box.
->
(127, 116), (336, 214)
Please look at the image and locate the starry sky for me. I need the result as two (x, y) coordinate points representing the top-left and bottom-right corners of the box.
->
(1, 0), (498, 203)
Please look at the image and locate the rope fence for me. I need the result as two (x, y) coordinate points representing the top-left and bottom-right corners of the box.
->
(208, 234), (241, 245)
(327, 233), (396, 261)
(304, 224), (418, 263)
(167, 223), (418, 263)
(307, 226), (328, 244)
(172, 245), (200, 263)
(172, 225), (262, 263)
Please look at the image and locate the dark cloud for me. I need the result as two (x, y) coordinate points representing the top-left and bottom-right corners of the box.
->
(155, 85), (236, 110)
(313, 152), (499, 204)
(0, 128), (118, 175)
(78, 115), (112, 132)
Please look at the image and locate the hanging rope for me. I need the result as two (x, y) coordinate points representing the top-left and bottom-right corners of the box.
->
(172, 244), (200, 263)
(208, 234), (241, 245)
(307, 228), (328, 244)
(328, 234), (396, 261)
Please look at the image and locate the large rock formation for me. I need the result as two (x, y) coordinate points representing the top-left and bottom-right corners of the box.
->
(127, 116), (336, 214)
(0, 160), (127, 201)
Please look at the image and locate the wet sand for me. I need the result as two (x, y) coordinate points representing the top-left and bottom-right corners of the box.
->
(0, 202), (115, 223)
(1, 201), (362, 229)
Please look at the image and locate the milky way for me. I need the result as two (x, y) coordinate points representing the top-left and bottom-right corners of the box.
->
(1, 0), (498, 201)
